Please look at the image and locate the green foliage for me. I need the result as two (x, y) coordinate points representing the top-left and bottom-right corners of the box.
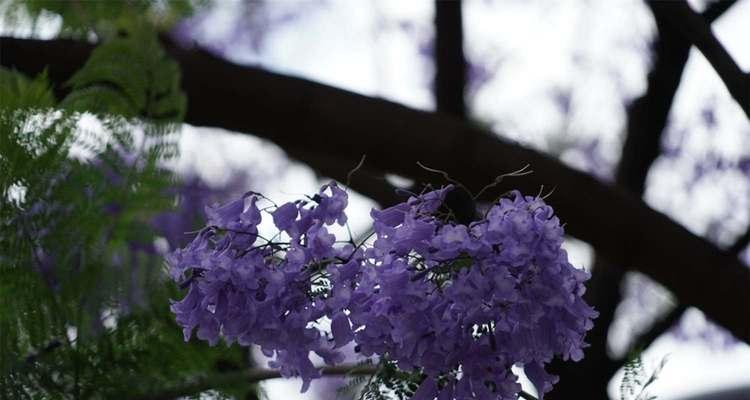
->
(2, 0), (201, 38)
(619, 351), (668, 400)
(0, 68), (56, 109)
(354, 359), (423, 400)
(62, 25), (186, 122)
(0, 16), (254, 399)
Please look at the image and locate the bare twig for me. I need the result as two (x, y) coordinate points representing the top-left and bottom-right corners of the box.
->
(345, 154), (367, 189)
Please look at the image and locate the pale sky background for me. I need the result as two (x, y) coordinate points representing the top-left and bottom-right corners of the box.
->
(3, 0), (750, 399)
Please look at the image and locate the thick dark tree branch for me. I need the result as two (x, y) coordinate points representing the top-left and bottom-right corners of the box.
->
(617, 0), (733, 195)
(434, 0), (466, 118)
(633, 304), (688, 352)
(2, 37), (750, 344)
(617, 0), (742, 363)
(651, 0), (750, 120)
(550, 3), (737, 397)
(729, 229), (750, 256)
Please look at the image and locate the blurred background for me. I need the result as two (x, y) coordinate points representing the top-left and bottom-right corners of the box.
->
(1, 0), (750, 399)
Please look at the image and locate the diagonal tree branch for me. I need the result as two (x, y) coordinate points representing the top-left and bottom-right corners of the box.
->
(2, 36), (750, 343)
(632, 303), (688, 352)
(651, 0), (750, 120)
(617, 0), (743, 362)
(729, 228), (750, 256)
(548, 2), (736, 396)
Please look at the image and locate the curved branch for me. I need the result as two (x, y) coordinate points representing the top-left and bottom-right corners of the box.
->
(2, 36), (749, 343)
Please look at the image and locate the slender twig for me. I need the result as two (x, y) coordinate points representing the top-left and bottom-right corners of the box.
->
(345, 154), (367, 190)
(416, 161), (469, 191)
(474, 164), (532, 200)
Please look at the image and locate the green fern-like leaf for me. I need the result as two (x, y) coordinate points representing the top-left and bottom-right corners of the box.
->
(620, 351), (668, 400)
(3, 0), (199, 38)
(61, 27), (186, 122)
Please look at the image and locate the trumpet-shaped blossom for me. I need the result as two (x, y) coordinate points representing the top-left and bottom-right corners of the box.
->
(348, 186), (597, 399)
(167, 182), (596, 398)
(167, 183), (354, 391)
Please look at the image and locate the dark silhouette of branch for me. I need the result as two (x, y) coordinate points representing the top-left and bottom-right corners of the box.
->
(617, 0), (734, 195)
(651, 0), (750, 120)
(2, 36), (750, 344)
(608, 0), (743, 371)
(549, 2), (737, 398)
(675, 385), (750, 400)
(434, 0), (466, 119)
(728, 229), (750, 256)
(633, 304), (688, 352)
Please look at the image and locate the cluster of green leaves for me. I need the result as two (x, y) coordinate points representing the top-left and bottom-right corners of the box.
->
(0, 5), (255, 398)
(339, 359), (422, 400)
(1, 0), (201, 39)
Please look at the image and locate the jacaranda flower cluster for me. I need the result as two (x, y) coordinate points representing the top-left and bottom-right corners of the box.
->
(349, 186), (598, 399)
(166, 182), (597, 399)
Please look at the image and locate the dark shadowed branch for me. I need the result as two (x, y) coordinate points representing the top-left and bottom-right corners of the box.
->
(651, 0), (749, 119)
(549, 2), (737, 397)
(614, 0), (743, 365)
(434, 0), (466, 119)
(632, 304), (688, 352)
(729, 229), (750, 256)
(2, 36), (750, 344)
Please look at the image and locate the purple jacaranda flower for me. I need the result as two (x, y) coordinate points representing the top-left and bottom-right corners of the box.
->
(166, 182), (359, 393)
(166, 182), (596, 399)
(348, 187), (597, 400)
